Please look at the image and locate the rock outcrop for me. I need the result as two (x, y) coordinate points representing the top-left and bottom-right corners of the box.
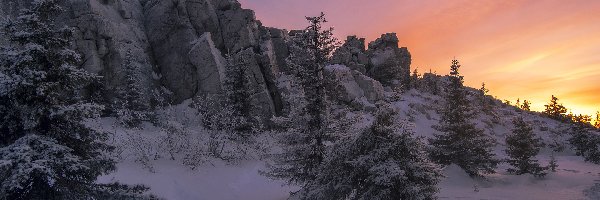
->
(1, 0), (290, 117)
(324, 65), (384, 109)
(331, 36), (369, 74)
(367, 33), (412, 88)
(332, 33), (412, 89)
(1, 0), (411, 118)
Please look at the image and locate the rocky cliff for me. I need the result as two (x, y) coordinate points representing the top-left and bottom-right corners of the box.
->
(1, 0), (411, 118)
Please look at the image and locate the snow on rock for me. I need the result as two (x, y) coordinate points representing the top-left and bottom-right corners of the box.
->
(324, 64), (384, 109)
(366, 33), (411, 87)
(331, 36), (369, 74)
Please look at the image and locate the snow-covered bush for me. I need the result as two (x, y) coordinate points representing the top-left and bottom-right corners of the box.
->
(299, 104), (443, 200)
(568, 127), (600, 164)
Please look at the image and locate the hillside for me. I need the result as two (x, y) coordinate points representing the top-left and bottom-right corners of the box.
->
(93, 87), (600, 200)
(1, 1), (599, 200)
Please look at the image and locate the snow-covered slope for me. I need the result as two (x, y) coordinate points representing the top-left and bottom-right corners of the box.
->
(95, 90), (600, 200)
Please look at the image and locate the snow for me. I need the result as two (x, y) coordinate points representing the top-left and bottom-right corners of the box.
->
(439, 158), (600, 200)
(91, 89), (600, 200)
(98, 161), (296, 200)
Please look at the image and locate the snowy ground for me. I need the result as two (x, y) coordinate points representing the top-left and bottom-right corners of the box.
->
(96, 90), (600, 200)
(97, 155), (600, 200)
(99, 160), (296, 200)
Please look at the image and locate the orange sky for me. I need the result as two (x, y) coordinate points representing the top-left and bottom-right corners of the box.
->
(239, 0), (600, 117)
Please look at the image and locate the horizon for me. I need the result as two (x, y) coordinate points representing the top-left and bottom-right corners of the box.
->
(240, 0), (600, 119)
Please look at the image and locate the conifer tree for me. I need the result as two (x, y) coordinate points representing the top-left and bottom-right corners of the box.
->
(301, 105), (443, 200)
(543, 95), (568, 120)
(115, 49), (152, 128)
(216, 53), (254, 135)
(0, 1), (151, 198)
(595, 111), (600, 129)
(568, 123), (600, 164)
(267, 12), (338, 185)
(478, 82), (493, 113)
(521, 100), (531, 111)
(429, 59), (498, 177)
(410, 67), (419, 89)
(505, 117), (546, 177)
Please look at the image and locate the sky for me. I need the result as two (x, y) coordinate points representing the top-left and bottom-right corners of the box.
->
(239, 0), (600, 118)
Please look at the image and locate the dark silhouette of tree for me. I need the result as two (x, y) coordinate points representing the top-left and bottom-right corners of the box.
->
(595, 111), (600, 129)
(521, 100), (531, 111)
(543, 95), (567, 120)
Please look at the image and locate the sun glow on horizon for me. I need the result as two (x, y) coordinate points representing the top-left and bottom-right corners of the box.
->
(240, 0), (600, 119)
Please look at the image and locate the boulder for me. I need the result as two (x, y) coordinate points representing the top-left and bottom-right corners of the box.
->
(331, 36), (369, 73)
(366, 33), (411, 88)
(324, 65), (384, 109)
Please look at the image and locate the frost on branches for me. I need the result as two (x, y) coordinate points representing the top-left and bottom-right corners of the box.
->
(428, 59), (498, 177)
(114, 49), (154, 128)
(0, 0), (148, 198)
(264, 12), (339, 186)
(299, 104), (443, 200)
(505, 117), (546, 177)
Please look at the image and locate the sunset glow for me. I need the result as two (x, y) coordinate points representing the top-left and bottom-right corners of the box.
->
(240, 0), (600, 117)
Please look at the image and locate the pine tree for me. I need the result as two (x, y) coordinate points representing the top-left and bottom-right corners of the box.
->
(505, 117), (546, 177)
(543, 95), (568, 120)
(571, 114), (592, 126)
(300, 105), (443, 200)
(521, 100), (531, 111)
(115, 49), (152, 128)
(478, 82), (493, 114)
(0, 1), (148, 198)
(410, 67), (419, 89)
(568, 124), (600, 164)
(428, 59), (498, 177)
(221, 53), (253, 135)
(266, 12), (339, 185)
(595, 111), (600, 129)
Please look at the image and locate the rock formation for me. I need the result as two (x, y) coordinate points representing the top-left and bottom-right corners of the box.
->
(324, 65), (384, 109)
(0, 0), (412, 118)
(331, 36), (369, 74)
(331, 33), (412, 89)
(367, 33), (412, 88)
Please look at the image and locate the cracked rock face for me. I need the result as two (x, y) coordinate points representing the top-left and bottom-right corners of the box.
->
(2, 0), (289, 117)
(331, 36), (369, 74)
(331, 33), (412, 89)
(324, 64), (385, 109)
(367, 33), (412, 88)
(2, 0), (403, 118)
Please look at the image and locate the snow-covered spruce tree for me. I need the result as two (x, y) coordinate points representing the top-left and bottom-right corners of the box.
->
(300, 104), (443, 200)
(543, 95), (568, 121)
(0, 1), (152, 199)
(265, 12), (339, 185)
(221, 53), (254, 135)
(428, 59), (498, 177)
(505, 117), (546, 177)
(568, 123), (600, 164)
(115, 49), (153, 128)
